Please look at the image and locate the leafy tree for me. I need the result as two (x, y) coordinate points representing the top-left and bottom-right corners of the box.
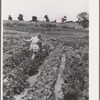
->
(62, 16), (67, 23)
(8, 15), (12, 20)
(32, 16), (38, 22)
(77, 12), (89, 28)
(44, 15), (50, 22)
(17, 14), (24, 21)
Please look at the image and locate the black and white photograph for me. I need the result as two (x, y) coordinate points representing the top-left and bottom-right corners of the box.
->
(2, 0), (99, 100)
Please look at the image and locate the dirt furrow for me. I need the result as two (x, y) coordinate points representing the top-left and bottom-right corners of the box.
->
(54, 53), (66, 100)
(20, 47), (63, 100)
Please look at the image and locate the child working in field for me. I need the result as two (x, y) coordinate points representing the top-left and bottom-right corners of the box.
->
(23, 33), (43, 59)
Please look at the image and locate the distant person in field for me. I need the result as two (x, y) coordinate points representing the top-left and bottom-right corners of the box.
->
(23, 33), (42, 59)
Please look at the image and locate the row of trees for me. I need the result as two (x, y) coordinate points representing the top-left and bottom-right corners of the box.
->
(8, 14), (67, 23)
(8, 12), (89, 28)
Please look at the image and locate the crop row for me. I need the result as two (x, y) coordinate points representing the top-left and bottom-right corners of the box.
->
(3, 46), (49, 100)
(21, 47), (64, 100)
(62, 46), (89, 100)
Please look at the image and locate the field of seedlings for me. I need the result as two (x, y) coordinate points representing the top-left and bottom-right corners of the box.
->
(3, 20), (89, 100)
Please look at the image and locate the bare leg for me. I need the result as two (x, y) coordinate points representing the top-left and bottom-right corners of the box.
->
(32, 52), (35, 60)
(29, 45), (33, 51)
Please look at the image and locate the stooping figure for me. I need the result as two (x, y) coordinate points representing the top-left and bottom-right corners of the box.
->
(23, 33), (42, 60)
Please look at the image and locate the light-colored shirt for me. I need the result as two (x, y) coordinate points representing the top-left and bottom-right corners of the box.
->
(29, 36), (40, 52)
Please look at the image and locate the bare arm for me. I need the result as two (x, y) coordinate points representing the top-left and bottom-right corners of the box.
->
(23, 37), (32, 42)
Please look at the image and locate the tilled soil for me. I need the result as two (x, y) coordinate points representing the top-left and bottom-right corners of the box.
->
(3, 46), (49, 100)
(21, 47), (63, 100)
(3, 21), (89, 100)
(3, 46), (88, 100)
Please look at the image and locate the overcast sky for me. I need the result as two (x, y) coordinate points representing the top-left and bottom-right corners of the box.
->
(3, 0), (89, 21)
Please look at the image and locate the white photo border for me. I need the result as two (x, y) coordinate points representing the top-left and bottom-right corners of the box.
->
(1, 0), (99, 100)
(89, 0), (99, 100)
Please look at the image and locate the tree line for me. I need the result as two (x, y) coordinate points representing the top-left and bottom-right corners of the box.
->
(8, 12), (89, 28)
(8, 14), (67, 22)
